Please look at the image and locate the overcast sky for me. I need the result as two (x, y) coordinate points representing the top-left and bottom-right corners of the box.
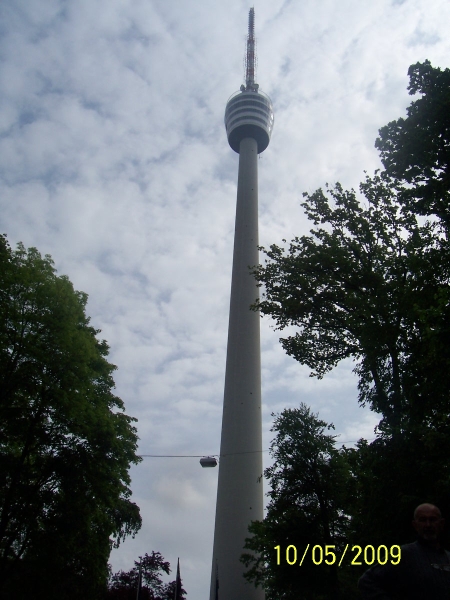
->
(1, 0), (449, 597)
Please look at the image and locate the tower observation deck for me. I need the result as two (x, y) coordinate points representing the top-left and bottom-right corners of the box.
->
(210, 7), (273, 600)
(224, 7), (274, 154)
(225, 89), (274, 153)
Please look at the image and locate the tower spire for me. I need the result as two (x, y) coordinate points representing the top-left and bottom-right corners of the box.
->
(245, 7), (258, 91)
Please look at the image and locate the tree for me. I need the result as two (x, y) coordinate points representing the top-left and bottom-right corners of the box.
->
(242, 404), (357, 600)
(0, 235), (142, 599)
(343, 435), (450, 551)
(106, 552), (187, 600)
(250, 172), (450, 558)
(375, 60), (450, 224)
(252, 173), (450, 436)
(243, 61), (450, 597)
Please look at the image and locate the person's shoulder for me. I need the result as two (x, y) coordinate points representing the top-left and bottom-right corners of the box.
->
(401, 541), (419, 551)
(387, 541), (419, 566)
(401, 540), (449, 564)
(403, 540), (448, 554)
(397, 541), (418, 556)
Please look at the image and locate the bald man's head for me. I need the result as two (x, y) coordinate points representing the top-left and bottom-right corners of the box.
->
(414, 504), (442, 520)
(412, 504), (444, 547)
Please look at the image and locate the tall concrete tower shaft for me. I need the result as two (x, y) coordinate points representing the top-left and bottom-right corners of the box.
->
(210, 8), (273, 600)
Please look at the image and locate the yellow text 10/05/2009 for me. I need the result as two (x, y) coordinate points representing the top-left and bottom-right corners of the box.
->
(274, 544), (401, 567)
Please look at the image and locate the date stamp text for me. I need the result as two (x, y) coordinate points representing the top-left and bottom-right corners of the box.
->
(274, 544), (401, 567)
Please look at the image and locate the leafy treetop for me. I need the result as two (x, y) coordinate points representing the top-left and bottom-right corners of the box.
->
(375, 60), (450, 224)
(0, 234), (142, 599)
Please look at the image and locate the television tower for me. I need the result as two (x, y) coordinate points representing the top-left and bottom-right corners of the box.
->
(209, 8), (273, 600)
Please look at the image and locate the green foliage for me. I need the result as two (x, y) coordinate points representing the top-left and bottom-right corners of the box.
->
(250, 170), (450, 559)
(375, 60), (450, 224)
(242, 404), (358, 600)
(106, 552), (187, 599)
(244, 59), (450, 599)
(345, 435), (450, 551)
(0, 235), (142, 599)
(252, 173), (450, 436)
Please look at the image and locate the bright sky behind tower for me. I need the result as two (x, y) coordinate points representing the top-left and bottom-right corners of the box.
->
(1, 0), (449, 597)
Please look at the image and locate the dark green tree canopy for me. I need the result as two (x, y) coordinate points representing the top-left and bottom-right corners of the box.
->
(245, 60), (450, 600)
(0, 235), (142, 599)
(265, 405), (351, 544)
(242, 405), (356, 600)
(252, 173), (449, 435)
(107, 552), (187, 599)
(375, 60), (450, 223)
